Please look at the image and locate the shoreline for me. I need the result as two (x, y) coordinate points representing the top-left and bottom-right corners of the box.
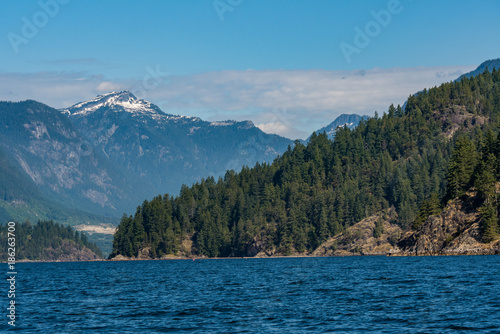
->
(3, 251), (499, 264)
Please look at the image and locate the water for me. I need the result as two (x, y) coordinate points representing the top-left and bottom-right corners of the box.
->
(3, 256), (500, 333)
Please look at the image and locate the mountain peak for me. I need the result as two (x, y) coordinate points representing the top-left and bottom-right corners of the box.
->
(62, 90), (163, 117)
(101, 90), (136, 100)
(310, 114), (369, 141)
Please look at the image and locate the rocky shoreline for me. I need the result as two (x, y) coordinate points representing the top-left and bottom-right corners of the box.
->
(109, 199), (500, 260)
(7, 197), (500, 263)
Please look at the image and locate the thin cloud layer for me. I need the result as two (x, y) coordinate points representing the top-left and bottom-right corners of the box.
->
(0, 66), (474, 139)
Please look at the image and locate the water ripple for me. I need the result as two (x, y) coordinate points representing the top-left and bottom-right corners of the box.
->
(6, 256), (500, 333)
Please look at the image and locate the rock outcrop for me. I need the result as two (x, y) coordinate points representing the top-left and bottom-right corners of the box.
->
(312, 197), (500, 257)
(312, 209), (403, 256)
(395, 198), (500, 256)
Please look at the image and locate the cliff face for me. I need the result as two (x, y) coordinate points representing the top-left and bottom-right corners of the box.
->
(312, 198), (500, 257)
(312, 209), (403, 256)
(395, 198), (500, 256)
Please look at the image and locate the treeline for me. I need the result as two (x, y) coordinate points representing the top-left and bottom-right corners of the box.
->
(110, 69), (500, 258)
(0, 220), (103, 260)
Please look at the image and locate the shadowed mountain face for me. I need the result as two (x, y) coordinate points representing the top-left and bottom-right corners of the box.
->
(0, 92), (293, 219)
(62, 91), (293, 211)
(0, 100), (126, 215)
(310, 114), (370, 141)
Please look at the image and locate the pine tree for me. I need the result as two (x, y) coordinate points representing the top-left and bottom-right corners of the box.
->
(447, 136), (478, 199)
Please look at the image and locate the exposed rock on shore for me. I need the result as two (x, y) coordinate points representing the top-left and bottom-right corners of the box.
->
(313, 197), (500, 257)
(109, 198), (500, 260)
(395, 198), (500, 256)
(312, 209), (403, 256)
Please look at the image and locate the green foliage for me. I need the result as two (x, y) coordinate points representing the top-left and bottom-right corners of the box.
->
(111, 69), (500, 257)
(480, 203), (499, 242)
(441, 120), (500, 241)
(446, 136), (478, 199)
(0, 220), (103, 260)
(413, 193), (442, 229)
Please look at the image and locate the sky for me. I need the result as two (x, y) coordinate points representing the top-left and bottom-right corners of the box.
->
(0, 0), (499, 139)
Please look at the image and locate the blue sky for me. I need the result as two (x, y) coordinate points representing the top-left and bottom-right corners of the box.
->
(1, 0), (499, 138)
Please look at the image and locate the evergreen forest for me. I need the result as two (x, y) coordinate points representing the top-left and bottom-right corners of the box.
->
(0, 220), (103, 260)
(110, 69), (500, 258)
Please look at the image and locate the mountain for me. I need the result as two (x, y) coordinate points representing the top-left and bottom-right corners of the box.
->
(400, 59), (500, 112)
(62, 91), (293, 211)
(0, 93), (293, 222)
(310, 114), (369, 141)
(458, 58), (500, 80)
(0, 100), (129, 215)
(109, 67), (500, 259)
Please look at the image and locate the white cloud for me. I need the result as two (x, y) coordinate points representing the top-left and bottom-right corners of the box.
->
(145, 66), (475, 138)
(0, 65), (476, 139)
(95, 81), (125, 94)
(256, 121), (291, 138)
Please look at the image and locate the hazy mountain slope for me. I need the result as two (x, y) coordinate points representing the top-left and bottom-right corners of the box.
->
(0, 93), (293, 223)
(0, 100), (131, 215)
(63, 91), (292, 204)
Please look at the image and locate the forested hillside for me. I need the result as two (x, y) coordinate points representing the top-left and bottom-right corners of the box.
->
(0, 220), (103, 261)
(110, 69), (500, 259)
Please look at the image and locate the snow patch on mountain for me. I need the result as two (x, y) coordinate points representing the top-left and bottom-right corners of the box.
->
(61, 91), (202, 124)
(210, 121), (236, 126)
(310, 114), (369, 141)
(62, 91), (160, 116)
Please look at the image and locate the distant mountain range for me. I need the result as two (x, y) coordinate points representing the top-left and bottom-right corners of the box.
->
(0, 92), (295, 222)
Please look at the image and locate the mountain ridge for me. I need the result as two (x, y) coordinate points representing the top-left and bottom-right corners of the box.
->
(0, 93), (294, 224)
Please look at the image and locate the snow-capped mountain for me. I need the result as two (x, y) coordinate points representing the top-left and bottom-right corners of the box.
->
(62, 91), (199, 122)
(62, 91), (292, 214)
(0, 92), (293, 221)
(63, 91), (162, 116)
(0, 99), (128, 217)
(309, 114), (369, 141)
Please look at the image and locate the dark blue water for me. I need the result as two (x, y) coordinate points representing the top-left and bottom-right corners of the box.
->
(2, 256), (500, 333)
